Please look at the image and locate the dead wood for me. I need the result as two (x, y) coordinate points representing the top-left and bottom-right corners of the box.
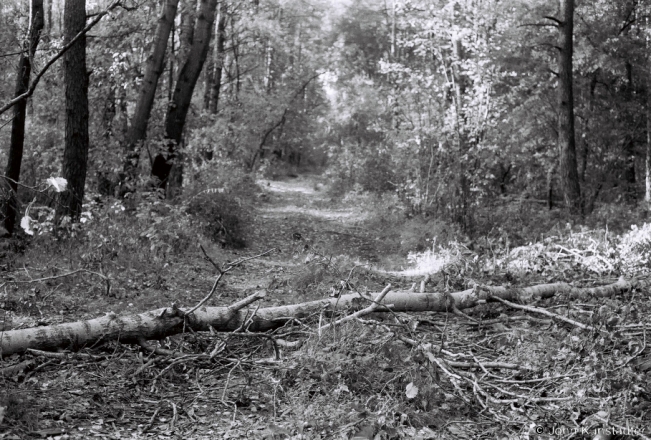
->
(0, 276), (645, 356)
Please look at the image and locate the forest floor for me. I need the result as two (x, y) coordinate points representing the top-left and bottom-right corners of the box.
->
(0, 173), (421, 439)
(2, 173), (651, 439)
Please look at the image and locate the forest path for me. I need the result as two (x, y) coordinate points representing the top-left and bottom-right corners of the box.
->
(208, 173), (403, 305)
(249, 175), (380, 260)
(0, 175), (416, 439)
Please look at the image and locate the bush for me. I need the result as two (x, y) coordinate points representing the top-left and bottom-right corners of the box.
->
(617, 223), (651, 274)
(397, 216), (461, 255)
(186, 191), (248, 248)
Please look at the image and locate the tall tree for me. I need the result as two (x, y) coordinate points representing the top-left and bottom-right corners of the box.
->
(1, 0), (45, 235)
(647, 71), (651, 205)
(121, 0), (180, 190)
(208, 0), (227, 113)
(178, 0), (198, 67)
(56, 0), (89, 222)
(645, 14), (651, 205)
(557, 0), (581, 214)
(158, 0), (218, 198)
(622, 61), (637, 204)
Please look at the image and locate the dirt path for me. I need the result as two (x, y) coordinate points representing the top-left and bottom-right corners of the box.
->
(214, 174), (397, 305)
(250, 175), (381, 260)
(0, 174), (414, 439)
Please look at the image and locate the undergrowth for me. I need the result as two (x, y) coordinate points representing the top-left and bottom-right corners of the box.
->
(3, 180), (651, 439)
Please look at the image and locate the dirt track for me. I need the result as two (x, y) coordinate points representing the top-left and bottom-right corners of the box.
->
(213, 174), (405, 306)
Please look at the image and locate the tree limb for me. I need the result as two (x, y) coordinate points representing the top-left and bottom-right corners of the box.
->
(0, 0), (123, 117)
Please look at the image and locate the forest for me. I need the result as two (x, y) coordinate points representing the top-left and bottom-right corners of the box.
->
(2, 0), (651, 438)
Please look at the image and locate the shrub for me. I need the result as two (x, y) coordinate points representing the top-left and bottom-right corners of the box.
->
(186, 191), (247, 248)
(617, 223), (651, 274)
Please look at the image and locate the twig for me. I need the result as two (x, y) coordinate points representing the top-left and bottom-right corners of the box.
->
(319, 284), (392, 333)
(222, 359), (241, 404)
(226, 291), (266, 313)
(489, 295), (598, 332)
(186, 248), (275, 315)
(168, 401), (177, 431)
(131, 357), (159, 378)
(151, 354), (201, 387)
(615, 323), (646, 370)
(186, 272), (225, 315)
(0, 359), (36, 376)
(228, 332), (281, 360)
(143, 408), (160, 433)
(2, 268), (111, 295)
(225, 248), (276, 269)
(200, 244), (222, 274)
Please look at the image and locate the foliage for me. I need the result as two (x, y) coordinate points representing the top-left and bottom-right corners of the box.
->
(0, 393), (39, 432)
(617, 223), (651, 274)
(186, 190), (248, 248)
(4, 0), (651, 436)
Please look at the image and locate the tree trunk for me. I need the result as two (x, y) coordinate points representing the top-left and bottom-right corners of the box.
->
(264, 41), (273, 92)
(168, 19), (175, 101)
(1, 0), (44, 235)
(55, 0), (89, 223)
(178, 0), (197, 66)
(121, 0), (179, 191)
(557, 0), (581, 214)
(231, 15), (240, 96)
(46, 0), (53, 36)
(208, 0), (227, 114)
(450, 36), (471, 230)
(580, 72), (597, 184)
(203, 48), (213, 110)
(0, 278), (638, 356)
(623, 61), (637, 204)
(159, 0), (219, 198)
(646, 84), (651, 203)
(646, 17), (651, 204)
(290, 22), (301, 68)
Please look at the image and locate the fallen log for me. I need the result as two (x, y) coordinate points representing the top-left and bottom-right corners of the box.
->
(0, 277), (645, 356)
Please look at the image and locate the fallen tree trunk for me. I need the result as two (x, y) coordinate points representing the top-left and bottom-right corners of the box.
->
(0, 277), (644, 356)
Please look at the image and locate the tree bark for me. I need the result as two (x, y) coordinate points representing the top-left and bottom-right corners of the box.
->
(203, 47), (213, 110)
(46, 0), (53, 36)
(208, 0), (227, 114)
(623, 61), (637, 204)
(291, 22), (302, 68)
(557, 0), (581, 214)
(264, 40), (273, 92)
(647, 84), (651, 203)
(1, 0), (44, 235)
(450, 36), (471, 230)
(168, 19), (175, 101)
(231, 15), (240, 96)
(55, 0), (89, 223)
(0, 278), (639, 356)
(178, 0), (197, 66)
(646, 17), (651, 204)
(159, 0), (218, 198)
(580, 72), (597, 184)
(121, 0), (180, 190)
